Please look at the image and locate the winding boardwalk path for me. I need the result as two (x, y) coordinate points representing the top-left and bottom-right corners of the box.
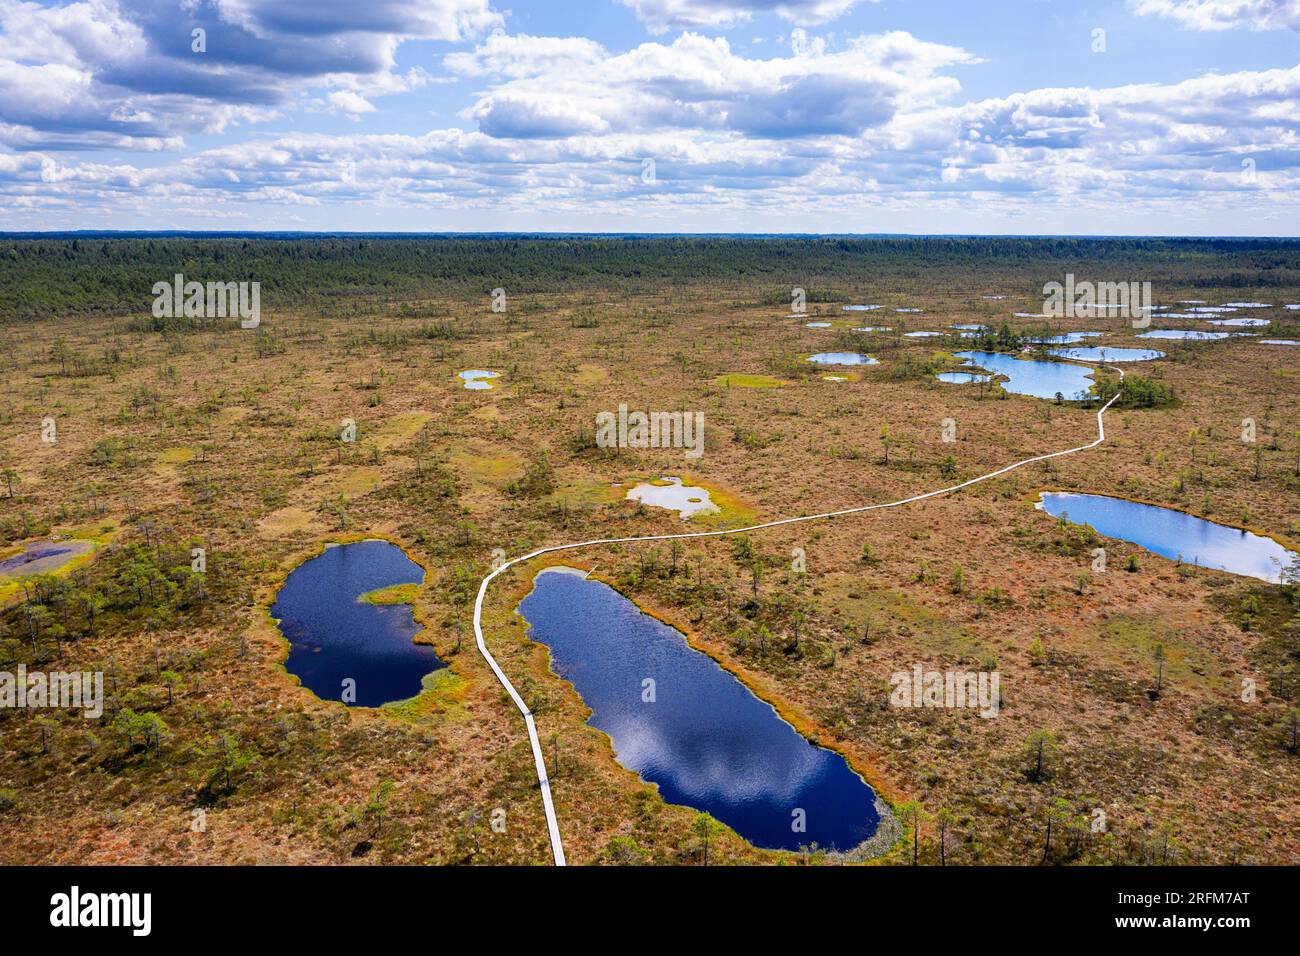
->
(473, 366), (1125, 866)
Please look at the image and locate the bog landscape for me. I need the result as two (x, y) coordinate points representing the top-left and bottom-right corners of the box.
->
(1, 235), (1297, 866)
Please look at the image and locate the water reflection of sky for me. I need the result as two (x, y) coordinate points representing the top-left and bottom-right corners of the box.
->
(806, 351), (878, 365)
(459, 369), (500, 390)
(626, 477), (719, 519)
(272, 540), (442, 706)
(519, 569), (881, 852)
(1039, 493), (1297, 583)
(1046, 346), (1164, 362)
(955, 350), (1095, 400)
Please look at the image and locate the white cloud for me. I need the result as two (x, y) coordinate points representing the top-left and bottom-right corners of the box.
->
(1132, 0), (1300, 31)
(617, 0), (872, 33)
(0, 0), (502, 147)
(462, 31), (976, 139)
(6, 58), (1299, 228)
(328, 91), (376, 120)
(212, 0), (502, 43)
(1, 14), (1299, 231)
(904, 65), (1300, 202)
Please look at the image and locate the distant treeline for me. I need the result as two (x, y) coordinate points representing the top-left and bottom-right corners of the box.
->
(2, 235), (1300, 321)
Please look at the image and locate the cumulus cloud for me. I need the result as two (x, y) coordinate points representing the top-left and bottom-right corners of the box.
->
(902, 65), (1300, 203)
(0, 12), (1298, 230)
(212, 0), (501, 42)
(5, 56), (1298, 228)
(0, 0), (501, 148)
(1132, 0), (1300, 31)
(457, 31), (976, 139)
(328, 91), (376, 120)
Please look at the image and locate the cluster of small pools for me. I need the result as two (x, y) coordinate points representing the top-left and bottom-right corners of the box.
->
(796, 302), (1299, 398)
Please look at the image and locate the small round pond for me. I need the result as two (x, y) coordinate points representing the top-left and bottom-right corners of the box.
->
(459, 370), (500, 390)
(626, 477), (720, 519)
(272, 539), (444, 706)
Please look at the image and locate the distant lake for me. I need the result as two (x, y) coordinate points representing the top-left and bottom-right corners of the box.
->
(1038, 493), (1297, 583)
(272, 540), (443, 706)
(1137, 330), (1231, 340)
(1046, 346), (1165, 362)
(0, 539), (89, 576)
(1033, 331), (1101, 344)
(954, 350), (1094, 400)
(806, 352), (878, 365)
(517, 568), (882, 852)
(459, 369), (500, 390)
(626, 477), (719, 519)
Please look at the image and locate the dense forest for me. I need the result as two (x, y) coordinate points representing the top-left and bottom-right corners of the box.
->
(3, 235), (1300, 322)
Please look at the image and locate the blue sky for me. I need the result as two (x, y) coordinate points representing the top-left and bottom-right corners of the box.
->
(1, 0), (1298, 234)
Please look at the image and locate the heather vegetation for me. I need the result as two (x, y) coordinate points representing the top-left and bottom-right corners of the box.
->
(1, 237), (1297, 865)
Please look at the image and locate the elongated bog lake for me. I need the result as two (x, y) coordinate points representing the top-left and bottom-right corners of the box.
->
(272, 540), (444, 706)
(1137, 330), (1230, 341)
(518, 568), (882, 852)
(806, 351), (878, 365)
(1045, 345), (1165, 362)
(1208, 317), (1269, 327)
(1038, 493), (1297, 582)
(1033, 331), (1101, 344)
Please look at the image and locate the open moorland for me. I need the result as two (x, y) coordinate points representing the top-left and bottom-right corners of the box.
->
(1, 236), (1298, 865)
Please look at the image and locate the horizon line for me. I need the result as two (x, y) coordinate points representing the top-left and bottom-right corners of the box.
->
(3, 230), (1300, 241)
